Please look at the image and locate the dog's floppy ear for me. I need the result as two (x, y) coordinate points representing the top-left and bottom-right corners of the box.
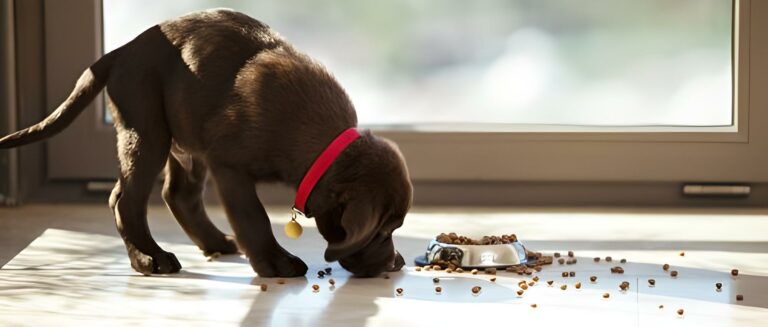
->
(324, 200), (381, 262)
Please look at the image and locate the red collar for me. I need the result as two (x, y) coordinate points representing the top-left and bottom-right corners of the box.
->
(293, 128), (361, 217)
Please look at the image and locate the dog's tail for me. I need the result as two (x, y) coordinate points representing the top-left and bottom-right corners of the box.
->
(0, 50), (119, 149)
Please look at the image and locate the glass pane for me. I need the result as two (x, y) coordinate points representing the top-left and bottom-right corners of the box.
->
(103, 0), (732, 128)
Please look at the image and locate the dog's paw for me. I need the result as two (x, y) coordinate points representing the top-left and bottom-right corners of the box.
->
(128, 247), (182, 275)
(250, 250), (308, 278)
(202, 234), (240, 257)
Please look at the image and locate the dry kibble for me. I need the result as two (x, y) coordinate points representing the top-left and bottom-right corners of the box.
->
(670, 270), (678, 278)
(424, 266), (432, 271)
(383, 274), (390, 280)
(433, 265), (442, 271)
(485, 268), (497, 275)
(619, 281), (629, 291)
(677, 309), (684, 316)
(530, 304), (537, 308)
(435, 286), (442, 293)
(325, 267), (332, 274)
(610, 266), (625, 274)
(679, 251), (685, 256)
(519, 282), (529, 290)
(605, 256), (613, 262)
(517, 290), (525, 296)
(415, 266), (422, 272)
(329, 279), (336, 286)
(561, 272), (569, 278)
(547, 280), (554, 286)
(433, 277), (440, 283)
(490, 277), (497, 282)
(659, 305), (664, 309)
(731, 269), (739, 276)
(312, 284), (320, 292)
(528, 281), (535, 286)
(648, 279), (656, 286)
(472, 286), (482, 294)
(260, 284), (268, 292)
(715, 282), (722, 291)
(559, 284), (568, 290)
(395, 287), (403, 295)
(558, 258), (566, 265)
(532, 276), (540, 282)
(620, 258), (627, 264)
(277, 279), (286, 285)
(317, 270), (325, 278)
(663, 263), (670, 271)
(594, 257), (601, 262)
(445, 268), (453, 274)
(736, 294), (744, 301)
(566, 258), (577, 265)
(590, 276), (598, 283)
(575, 282), (582, 289)
(554, 252), (561, 258)
(569, 271), (576, 277)
(455, 268), (464, 273)
(471, 269), (479, 275)
(602, 292), (610, 299)
(568, 251), (574, 257)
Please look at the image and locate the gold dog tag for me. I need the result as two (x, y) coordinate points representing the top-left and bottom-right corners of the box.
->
(285, 207), (304, 239)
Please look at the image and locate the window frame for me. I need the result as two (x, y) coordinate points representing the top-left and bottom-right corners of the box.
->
(38, 0), (768, 192)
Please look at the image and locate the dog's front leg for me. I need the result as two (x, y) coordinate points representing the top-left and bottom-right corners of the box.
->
(210, 166), (308, 277)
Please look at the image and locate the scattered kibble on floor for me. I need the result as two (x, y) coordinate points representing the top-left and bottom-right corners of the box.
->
(260, 284), (268, 292)
(276, 279), (285, 285)
(471, 269), (479, 275)
(663, 264), (670, 271)
(602, 292), (610, 299)
(328, 278), (336, 286)
(490, 277), (497, 282)
(731, 269), (739, 276)
(312, 284), (320, 292)
(519, 282), (529, 290)
(560, 284), (567, 290)
(590, 276), (597, 283)
(659, 305), (664, 309)
(472, 286), (482, 294)
(575, 282), (582, 289)
(569, 271), (576, 277)
(517, 290), (525, 296)
(568, 251), (574, 257)
(561, 272), (569, 278)
(605, 256), (613, 262)
(648, 279), (656, 286)
(594, 257), (601, 262)
(547, 280), (554, 286)
(620, 258), (627, 263)
(679, 251), (685, 257)
(737, 294), (744, 301)
(554, 252), (561, 258)
(415, 266), (422, 272)
(677, 309), (684, 316)
(715, 282), (722, 291)
(670, 270), (678, 277)
(435, 286), (442, 294)
(433, 277), (440, 284)
(530, 303), (537, 308)
(558, 258), (566, 265)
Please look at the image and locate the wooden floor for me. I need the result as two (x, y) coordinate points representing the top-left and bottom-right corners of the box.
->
(1, 204), (767, 326)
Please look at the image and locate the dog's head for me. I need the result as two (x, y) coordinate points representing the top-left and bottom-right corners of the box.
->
(310, 131), (412, 277)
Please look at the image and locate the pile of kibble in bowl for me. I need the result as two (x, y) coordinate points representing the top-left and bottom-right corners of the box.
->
(435, 232), (518, 245)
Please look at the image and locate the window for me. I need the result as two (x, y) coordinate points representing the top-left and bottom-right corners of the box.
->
(37, 0), (768, 201)
(104, 0), (733, 129)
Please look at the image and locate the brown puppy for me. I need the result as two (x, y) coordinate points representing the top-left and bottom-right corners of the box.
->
(0, 9), (412, 277)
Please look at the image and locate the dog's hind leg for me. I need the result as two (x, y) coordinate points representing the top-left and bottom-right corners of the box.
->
(162, 150), (239, 256)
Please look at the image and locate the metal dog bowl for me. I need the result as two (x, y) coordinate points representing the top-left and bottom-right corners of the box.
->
(414, 239), (530, 269)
